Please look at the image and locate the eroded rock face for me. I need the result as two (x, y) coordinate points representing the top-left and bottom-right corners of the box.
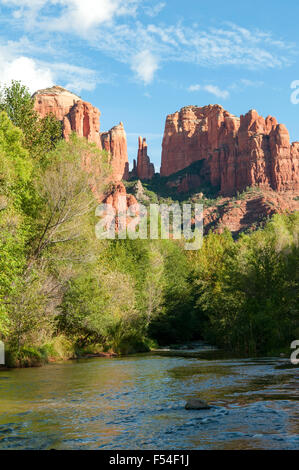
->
(161, 105), (299, 195)
(63, 100), (102, 147)
(102, 181), (137, 209)
(33, 86), (129, 181)
(101, 182), (139, 232)
(100, 123), (129, 181)
(33, 85), (81, 120)
(132, 180), (150, 202)
(33, 86), (101, 147)
(135, 136), (155, 180)
(203, 189), (299, 236)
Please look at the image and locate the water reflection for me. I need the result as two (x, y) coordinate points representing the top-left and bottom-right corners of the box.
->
(0, 355), (298, 449)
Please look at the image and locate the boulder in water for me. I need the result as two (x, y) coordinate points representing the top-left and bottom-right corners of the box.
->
(185, 399), (211, 410)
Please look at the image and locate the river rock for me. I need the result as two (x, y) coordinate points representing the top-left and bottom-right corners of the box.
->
(185, 399), (211, 410)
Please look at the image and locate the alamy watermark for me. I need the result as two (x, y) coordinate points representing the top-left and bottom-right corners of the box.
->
(290, 80), (299, 104)
(290, 340), (299, 365)
(95, 198), (203, 250)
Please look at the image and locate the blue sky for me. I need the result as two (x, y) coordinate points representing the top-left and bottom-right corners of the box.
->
(0, 0), (299, 170)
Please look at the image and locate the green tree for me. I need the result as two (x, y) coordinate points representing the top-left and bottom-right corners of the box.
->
(31, 134), (110, 260)
(0, 111), (32, 201)
(57, 267), (138, 352)
(0, 112), (32, 339)
(191, 217), (299, 355)
(0, 80), (62, 158)
(148, 240), (196, 344)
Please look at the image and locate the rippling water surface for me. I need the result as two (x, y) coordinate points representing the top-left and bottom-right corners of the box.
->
(0, 354), (298, 449)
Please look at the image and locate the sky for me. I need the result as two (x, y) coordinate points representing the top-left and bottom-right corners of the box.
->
(0, 0), (299, 171)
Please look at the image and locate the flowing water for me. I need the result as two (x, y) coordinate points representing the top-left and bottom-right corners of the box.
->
(0, 354), (298, 450)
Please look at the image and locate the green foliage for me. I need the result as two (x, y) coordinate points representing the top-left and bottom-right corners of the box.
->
(0, 80), (62, 158)
(96, 240), (163, 351)
(5, 271), (54, 351)
(0, 111), (32, 202)
(5, 346), (45, 368)
(1, 80), (297, 365)
(57, 262), (144, 353)
(139, 160), (219, 202)
(148, 240), (197, 344)
(191, 215), (299, 355)
(0, 81), (35, 133)
(57, 272), (113, 345)
(0, 112), (32, 338)
(0, 92), (112, 360)
(32, 136), (99, 259)
(36, 113), (63, 158)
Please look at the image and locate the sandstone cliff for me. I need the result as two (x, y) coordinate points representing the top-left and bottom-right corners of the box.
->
(136, 136), (155, 180)
(101, 181), (138, 232)
(33, 86), (129, 181)
(102, 181), (137, 212)
(32, 88), (299, 234)
(130, 137), (155, 180)
(161, 105), (299, 196)
(202, 189), (299, 236)
(100, 123), (129, 181)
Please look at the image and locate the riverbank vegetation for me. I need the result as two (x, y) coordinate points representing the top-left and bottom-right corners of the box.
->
(0, 81), (298, 367)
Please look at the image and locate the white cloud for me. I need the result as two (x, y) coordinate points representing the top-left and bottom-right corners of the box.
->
(1, 0), (139, 34)
(0, 55), (54, 93)
(0, 1), (296, 86)
(1, 0), (46, 5)
(50, 0), (139, 34)
(0, 43), (102, 94)
(188, 83), (230, 99)
(131, 50), (159, 84)
(144, 2), (165, 18)
(50, 62), (101, 93)
(188, 84), (201, 92)
(228, 78), (264, 92)
(204, 85), (229, 99)
(1, 0), (46, 8)
(239, 78), (264, 87)
(86, 21), (295, 88)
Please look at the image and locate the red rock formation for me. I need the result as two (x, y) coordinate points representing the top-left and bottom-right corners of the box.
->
(130, 159), (138, 179)
(102, 181), (137, 210)
(33, 86), (129, 181)
(100, 123), (129, 181)
(33, 85), (80, 120)
(161, 105), (299, 195)
(101, 182), (139, 232)
(135, 136), (155, 180)
(33, 86), (101, 147)
(166, 173), (203, 193)
(203, 189), (299, 236)
(33, 86), (134, 229)
(63, 100), (101, 147)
